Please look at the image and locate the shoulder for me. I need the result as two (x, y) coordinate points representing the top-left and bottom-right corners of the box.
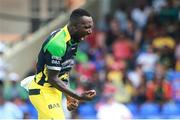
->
(43, 29), (67, 57)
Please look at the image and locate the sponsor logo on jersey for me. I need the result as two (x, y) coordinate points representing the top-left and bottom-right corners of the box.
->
(48, 103), (61, 109)
(52, 56), (62, 60)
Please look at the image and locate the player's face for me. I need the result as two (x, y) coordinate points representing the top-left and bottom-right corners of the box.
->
(75, 16), (94, 40)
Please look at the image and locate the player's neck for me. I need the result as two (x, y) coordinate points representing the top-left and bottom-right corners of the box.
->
(67, 24), (74, 36)
(67, 24), (80, 42)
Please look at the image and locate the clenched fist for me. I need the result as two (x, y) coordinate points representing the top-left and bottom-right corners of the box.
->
(80, 89), (96, 101)
(67, 96), (79, 111)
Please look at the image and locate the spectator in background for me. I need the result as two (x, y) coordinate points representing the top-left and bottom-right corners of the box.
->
(106, 60), (135, 103)
(133, 75), (147, 105)
(112, 33), (134, 61)
(98, 14), (114, 32)
(146, 63), (173, 104)
(105, 18), (121, 51)
(128, 64), (144, 88)
(4, 72), (28, 100)
(131, 0), (152, 29)
(96, 83), (132, 120)
(93, 31), (107, 51)
(143, 14), (158, 48)
(124, 18), (142, 48)
(105, 55), (126, 84)
(136, 45), (159, 73)
(151, 0), (167, 12)
(114, 73), (135, 104)
(3, 72), (30, 118)
(0, 88), (23, 119)
(158, 0), (179, 25)
(152, 27), (175, 50)
(87, 31), (107, 66)
(114, 2), (128, 32)
(152, 27), (175, 68)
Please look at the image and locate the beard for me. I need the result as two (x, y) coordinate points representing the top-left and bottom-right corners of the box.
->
(71, 33), (85, 42)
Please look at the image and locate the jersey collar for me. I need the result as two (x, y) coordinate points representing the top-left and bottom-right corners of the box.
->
(63, 25), (71, 42)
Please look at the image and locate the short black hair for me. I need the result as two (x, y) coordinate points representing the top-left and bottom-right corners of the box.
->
(70, 8), (91, 23)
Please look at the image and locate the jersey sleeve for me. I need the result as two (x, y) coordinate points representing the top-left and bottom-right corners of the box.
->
(43, 30), (66, 57)
(43, 30), (67, 71)
(44, 51), (62, 71)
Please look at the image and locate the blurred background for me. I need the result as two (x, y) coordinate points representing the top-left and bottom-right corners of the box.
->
(0, 0), (180, 119)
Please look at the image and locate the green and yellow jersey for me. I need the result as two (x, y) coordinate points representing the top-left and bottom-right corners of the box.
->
(34, 25), (78, 87)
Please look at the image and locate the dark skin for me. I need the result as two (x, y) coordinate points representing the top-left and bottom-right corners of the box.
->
(68, 16), (93, 41)
(48, 16), (95, 110)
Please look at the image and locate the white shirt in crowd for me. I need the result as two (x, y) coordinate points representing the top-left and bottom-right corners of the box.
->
(136, 52), (159, 72)
(131, 6), (152, 28)
(97, 101), (132, 120)
(0, 101), (23, 119)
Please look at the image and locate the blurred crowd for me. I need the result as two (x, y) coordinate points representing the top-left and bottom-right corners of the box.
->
(0, 0), (180, 119)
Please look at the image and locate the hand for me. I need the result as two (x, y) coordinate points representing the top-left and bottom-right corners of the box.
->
(67, 96), (79, 111)
(80, 89), (96, 101)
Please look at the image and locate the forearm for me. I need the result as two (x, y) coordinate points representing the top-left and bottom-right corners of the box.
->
(48, 78), (81, 100)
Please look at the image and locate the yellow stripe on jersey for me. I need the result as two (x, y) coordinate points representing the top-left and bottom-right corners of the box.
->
(43, 65), (48, 81)
(64, 25), (71, 42)
(35, 72), (43, 83)
(43, 65), (53, 87)
(59, 73), (69, 80)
